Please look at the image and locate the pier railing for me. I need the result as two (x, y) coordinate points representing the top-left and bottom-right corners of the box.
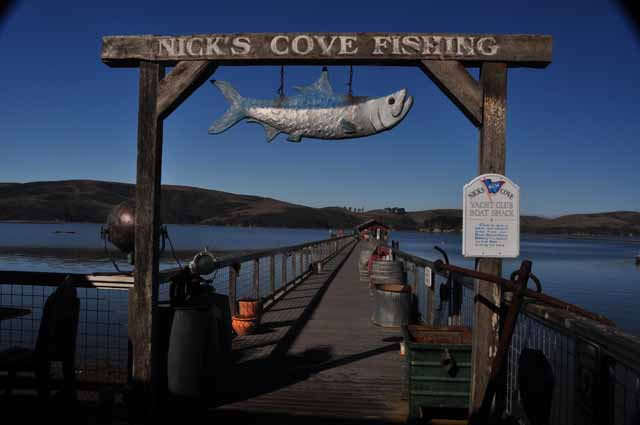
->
(0, 233), (356, 392)
(160, 233), (356, 315)
(392, 247), (640, 425)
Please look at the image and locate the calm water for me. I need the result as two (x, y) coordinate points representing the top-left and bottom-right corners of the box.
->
(393, 231), (640, 335)
(1, 223), (639, 335)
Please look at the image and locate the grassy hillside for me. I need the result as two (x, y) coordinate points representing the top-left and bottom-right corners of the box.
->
(0, 180), (638, 236)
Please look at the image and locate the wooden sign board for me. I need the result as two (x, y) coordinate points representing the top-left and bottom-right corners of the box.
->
(462, 174), (520, 258)
(101, 33), (552, 68)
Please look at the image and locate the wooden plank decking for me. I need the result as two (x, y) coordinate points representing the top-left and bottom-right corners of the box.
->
(212, 241), (409, 423)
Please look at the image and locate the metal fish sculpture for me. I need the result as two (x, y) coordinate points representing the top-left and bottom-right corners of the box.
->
(208, 69), (413, 143)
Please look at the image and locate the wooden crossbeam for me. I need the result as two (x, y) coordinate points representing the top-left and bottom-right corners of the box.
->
(157, 61), (218, 120)
(101, 33), (553, 68)
(420, 60), (483, 127)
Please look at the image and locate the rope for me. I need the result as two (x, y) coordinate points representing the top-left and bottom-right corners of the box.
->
(348, 65), (354, 96)
(102, 231), (122, 273)
(163, 226), (182, 268)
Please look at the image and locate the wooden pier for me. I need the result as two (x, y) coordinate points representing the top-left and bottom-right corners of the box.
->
(211, 241), (409, 423)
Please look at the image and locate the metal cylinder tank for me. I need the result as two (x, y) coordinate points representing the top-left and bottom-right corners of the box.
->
(167, 305), (218, 398)
(372, 283), (412, 327)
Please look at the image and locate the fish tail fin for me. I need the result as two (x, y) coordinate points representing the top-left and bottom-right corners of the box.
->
(208, 81), (246, 134)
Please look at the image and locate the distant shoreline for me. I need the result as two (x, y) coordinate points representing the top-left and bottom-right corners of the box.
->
(1, 220), (639, 244)
(1, 180), (638, 237)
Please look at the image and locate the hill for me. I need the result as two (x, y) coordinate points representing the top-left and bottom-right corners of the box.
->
(0, 180), (638, 236)
(0, 180), (360, 229)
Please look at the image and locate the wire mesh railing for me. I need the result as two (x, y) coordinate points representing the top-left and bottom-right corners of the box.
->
(392, 246), (640, 424)
(0, 281), (129, 388)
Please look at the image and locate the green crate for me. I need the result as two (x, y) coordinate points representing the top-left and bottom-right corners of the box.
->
(402, 325), (472, 418)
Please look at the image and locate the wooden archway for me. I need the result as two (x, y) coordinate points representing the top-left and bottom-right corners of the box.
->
(101, 32), (552, 412)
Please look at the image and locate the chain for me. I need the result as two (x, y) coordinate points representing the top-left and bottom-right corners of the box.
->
(277, 65), (285, 97)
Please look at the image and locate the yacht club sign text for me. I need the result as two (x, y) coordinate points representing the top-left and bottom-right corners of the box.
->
(156, 34), (500, 58)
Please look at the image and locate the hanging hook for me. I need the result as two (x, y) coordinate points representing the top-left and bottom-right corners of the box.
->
(277, 65), (285, 98)
(347, 65), (354, 96)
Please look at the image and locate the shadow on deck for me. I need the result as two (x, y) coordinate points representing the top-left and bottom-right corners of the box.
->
(209, 241), (409, 424)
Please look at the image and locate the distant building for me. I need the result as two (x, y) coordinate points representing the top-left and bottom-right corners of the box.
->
(383, 207), (406, 215)
(356, 219), (390, 242)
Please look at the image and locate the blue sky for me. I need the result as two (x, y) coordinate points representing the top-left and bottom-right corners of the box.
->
(0, 0), (638, 216)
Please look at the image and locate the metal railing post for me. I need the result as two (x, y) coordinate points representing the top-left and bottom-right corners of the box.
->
(228, 264), (239, 316)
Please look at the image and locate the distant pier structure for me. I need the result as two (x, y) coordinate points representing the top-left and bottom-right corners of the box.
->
(356, 219), (390, 242)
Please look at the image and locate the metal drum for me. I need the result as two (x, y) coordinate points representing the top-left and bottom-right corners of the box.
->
(370, 260), (404, 285)
(167, 306), (218, 398)
(372, 283), (412, 327)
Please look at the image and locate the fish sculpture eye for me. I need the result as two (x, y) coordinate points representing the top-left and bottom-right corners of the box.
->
(388, 97), (395, 105)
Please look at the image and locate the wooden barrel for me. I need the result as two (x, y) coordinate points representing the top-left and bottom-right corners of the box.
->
(370, 260), (405, 286)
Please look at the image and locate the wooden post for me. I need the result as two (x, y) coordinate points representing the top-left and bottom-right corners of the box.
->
(132, 60), (163, 412)
(412, 263), (419, 294)
(253, 258), (260, 300)
(426, 267), (436, 325)
(299, 251), (303, 274)
(269, 255), (276, 296)
(228, 264), (238, 316)
(292, 252), (297, 280)
(282, 253), (287, 287)
(470, 62), (508, 411)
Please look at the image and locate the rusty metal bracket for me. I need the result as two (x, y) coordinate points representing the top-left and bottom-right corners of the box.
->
(469, 260), (533, 424)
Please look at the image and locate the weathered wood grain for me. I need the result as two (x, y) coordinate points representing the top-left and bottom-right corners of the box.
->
(157, 61), (217, 119)
(471, 62), (508, 411)
(253, 258), (260, 300)
(132, 60), (164, 410)
(101, 33), (552, 68)
(426, 267), (436, 325)
(420, 60), (483, 126)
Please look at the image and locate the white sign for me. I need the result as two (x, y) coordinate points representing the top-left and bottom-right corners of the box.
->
(462, 174), (520, 258)
(424, 266), (432, 288)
